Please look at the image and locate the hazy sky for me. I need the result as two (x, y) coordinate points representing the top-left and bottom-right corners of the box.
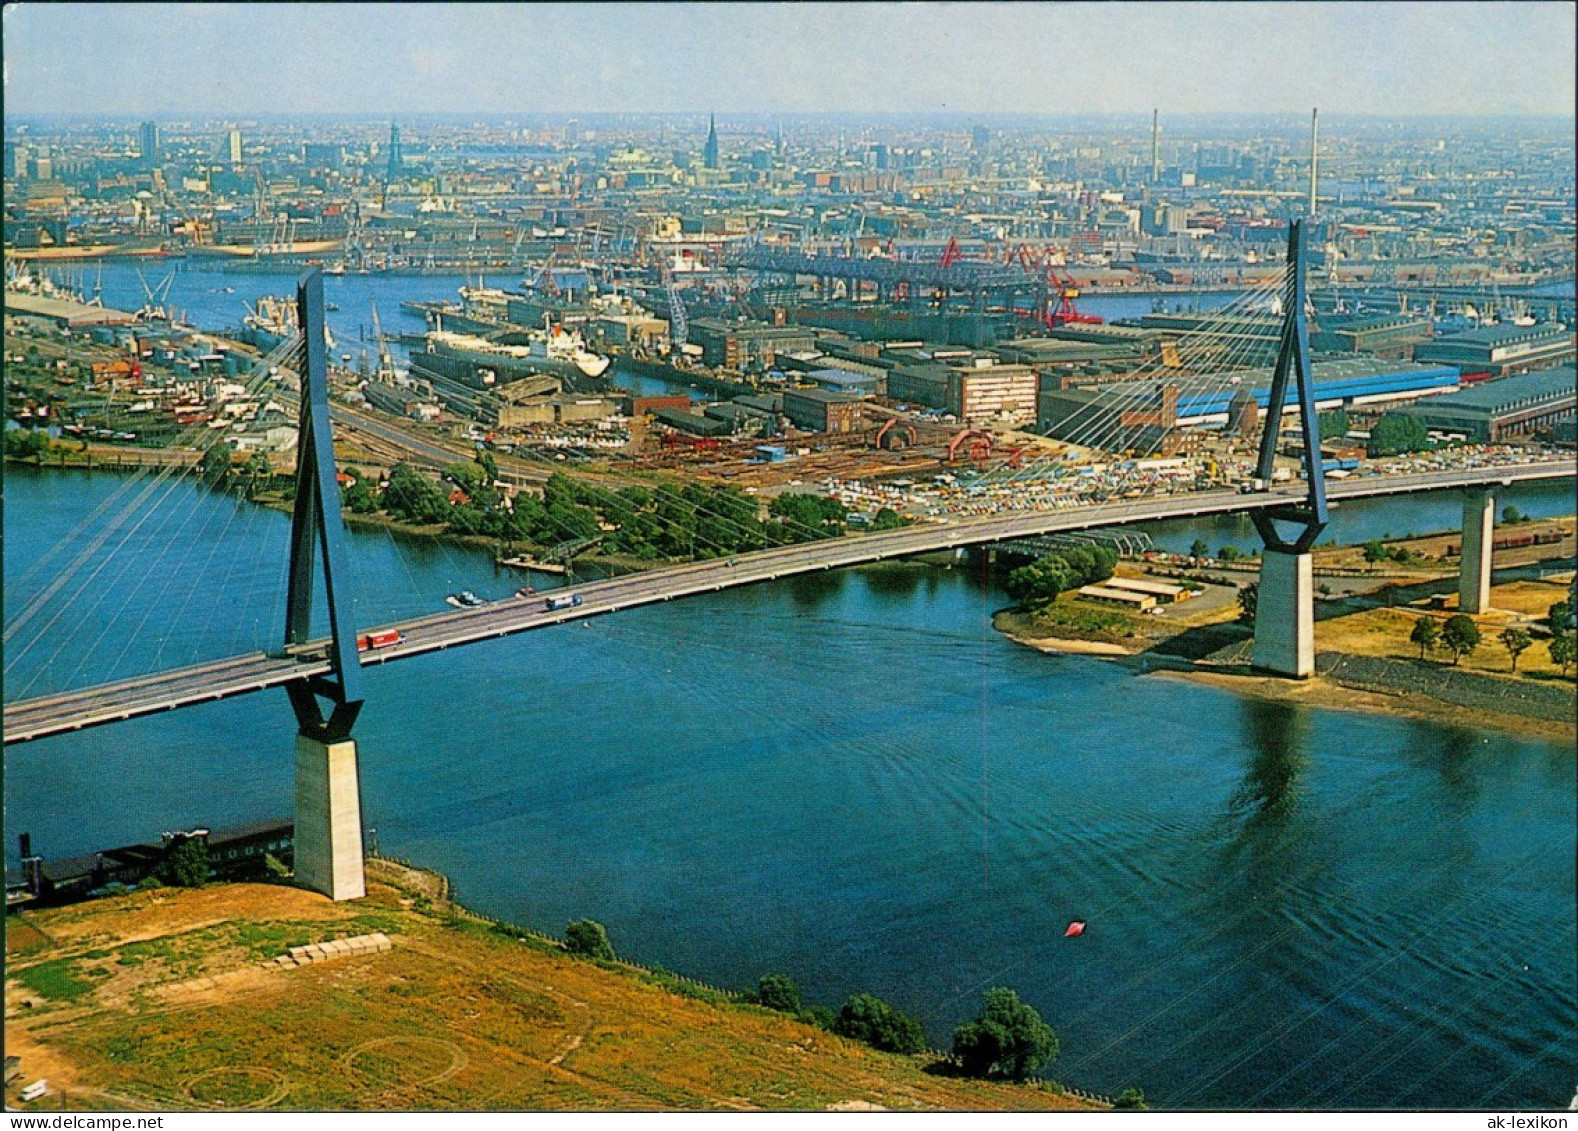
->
(3, 1), (1574, 118)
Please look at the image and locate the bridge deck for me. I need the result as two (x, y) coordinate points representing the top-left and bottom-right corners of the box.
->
(5, 462), (1572, 745)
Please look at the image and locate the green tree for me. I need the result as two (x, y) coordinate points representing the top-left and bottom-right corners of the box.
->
(1237, 581), (1258, 626)
(757, 973), (801, 1014)
(200, 443), (233, 487)
(1440, 614), (1481, 665)
(382, 463), (450, 524)
(833, 992), (927, 1054)
(1218, 544), (1241, 562)
(1548, 601), (1574, 634)
(1548, 633), (1575, 677)
(564, 919), (615, 960)
(1318, 408), (1350, 441)
(868, 507), (907, 531)
(242, 452), (273, 499)
(157, 837), (210, 887)
(1501, 505), (1525, 525)
(1362, 540), (1390, 564)
(950, 988), (1058, 1082)
(1189, 538), (1209, 560)
(1367, 413), (1430, 458)
(341, 466), (379, 514)
(1500, 626), (1532, 672)
(1409, 616), (1439, 660)
(4, 428), (50, 461)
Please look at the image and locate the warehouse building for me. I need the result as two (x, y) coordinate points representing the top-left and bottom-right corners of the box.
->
(1390, 366), (1575, 442)
(1038, 357), (1461, 446)
(1310, 313), (1434, 360)
(1411, 323), (1575, 379)
(783, 387), (867, 433)
(687, 317), (819, 369)
(886, 358), (1038, 422)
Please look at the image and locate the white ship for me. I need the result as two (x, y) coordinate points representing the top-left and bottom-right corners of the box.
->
(423, 324), (609, 382)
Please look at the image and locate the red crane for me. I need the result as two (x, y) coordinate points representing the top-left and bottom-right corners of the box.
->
(1045, 263), (1103, 328)
(946, 428), (994, 464)
(939, 236), (963, 268)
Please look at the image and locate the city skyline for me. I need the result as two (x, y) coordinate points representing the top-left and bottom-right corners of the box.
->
(3, 1), (1575, 119)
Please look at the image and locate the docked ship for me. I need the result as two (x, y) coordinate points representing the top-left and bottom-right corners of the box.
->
(415, 325), (610, 385)
(238, 295), (336, 353)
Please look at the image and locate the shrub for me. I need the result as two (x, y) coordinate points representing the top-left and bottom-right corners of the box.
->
(1113, 1087), (1148, 1110)
(833, 992), (927, 1054)
(757, 973), (801, 1013)
(564, 919), (615, 960)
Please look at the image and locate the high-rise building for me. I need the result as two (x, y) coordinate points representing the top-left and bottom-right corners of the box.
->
(139, 120), (160, 167)
(972, 124), (990, 152)
(5, 143), (31, 180)
(702, 113), (720, 169)
(227, 128), (243, 166)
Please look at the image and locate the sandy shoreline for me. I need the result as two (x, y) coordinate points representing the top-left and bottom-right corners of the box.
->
(997, 626), (1576, 742)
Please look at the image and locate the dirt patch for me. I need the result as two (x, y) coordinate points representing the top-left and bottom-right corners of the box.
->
(36, 883), (354, 952)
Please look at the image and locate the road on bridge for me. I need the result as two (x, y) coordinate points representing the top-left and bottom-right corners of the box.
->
(5, 460), (1572, 745)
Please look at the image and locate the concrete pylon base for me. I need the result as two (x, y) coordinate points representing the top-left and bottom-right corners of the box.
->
(294, 734), (366, 901)
(1459, 490), (1494, 615)
(1252, 550), (1315, 678)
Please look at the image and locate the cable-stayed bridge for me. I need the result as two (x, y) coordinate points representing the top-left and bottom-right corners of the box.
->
(7, 223), (1574, 902)
(3, 458), (1570, 748)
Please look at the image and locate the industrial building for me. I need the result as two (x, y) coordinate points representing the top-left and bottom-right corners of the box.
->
(783, 387), (867, 433)
(1390, 366), (1576, 442)
(6, 820), (293, 907)
(1309, 313), (1434, 359)
(687, 317), (819, 369)
(886, 357), (1038, 423)
(1038, 357), (1461, 447)
(1411, 323), (1575, 379)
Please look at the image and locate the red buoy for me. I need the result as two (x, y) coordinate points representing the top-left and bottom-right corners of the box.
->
(1064, 921), (1086, 937)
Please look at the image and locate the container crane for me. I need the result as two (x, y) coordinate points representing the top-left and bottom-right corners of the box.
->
(1045, 263), (1103, 328)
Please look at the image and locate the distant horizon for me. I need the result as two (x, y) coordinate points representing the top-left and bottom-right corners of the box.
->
(7, 110), (1577, 124)
(3, 2), (1573, 119)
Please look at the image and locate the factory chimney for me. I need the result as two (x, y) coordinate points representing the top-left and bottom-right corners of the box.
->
(1151, 109), (1161, 183)
(1309, 107), (1319, 219)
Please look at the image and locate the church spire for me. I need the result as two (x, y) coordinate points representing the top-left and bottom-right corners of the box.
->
(703, 112), (720, 170)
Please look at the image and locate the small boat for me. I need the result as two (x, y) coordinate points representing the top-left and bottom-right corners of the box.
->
(1064, 921), (1086, 938)
(445, 594), (464, 608)
(326, 302), (340, 312)
(515, 585), (537, 598)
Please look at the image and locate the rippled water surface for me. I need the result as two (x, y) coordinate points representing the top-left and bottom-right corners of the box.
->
(5, 469), (1573, 1109)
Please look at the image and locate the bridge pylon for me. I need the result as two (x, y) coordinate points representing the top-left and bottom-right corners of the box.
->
(1250, 220), (1328, 678)
(285, 269), (367, 900)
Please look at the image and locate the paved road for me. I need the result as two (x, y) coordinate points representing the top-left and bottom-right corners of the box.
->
(5, 460), (1572, 745)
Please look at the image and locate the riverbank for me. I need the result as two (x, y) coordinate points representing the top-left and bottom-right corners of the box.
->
(3, 864), (1103, 1113)
(998, 615), (1573, 740)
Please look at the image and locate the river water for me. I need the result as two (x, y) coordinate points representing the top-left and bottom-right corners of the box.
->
(4, 467), (1573, 1110)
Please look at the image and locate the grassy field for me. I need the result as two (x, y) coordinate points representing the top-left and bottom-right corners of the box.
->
(1316, 575), (1575, 680)
(4, 872), (1100, 1113)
